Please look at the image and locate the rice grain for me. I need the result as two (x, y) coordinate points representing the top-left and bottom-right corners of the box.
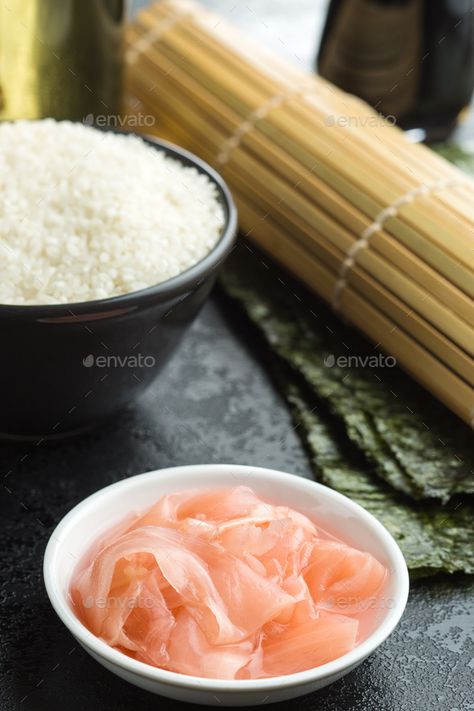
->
(0, 120), (225, 305)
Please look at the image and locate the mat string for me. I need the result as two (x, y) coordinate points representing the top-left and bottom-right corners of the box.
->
(126, 11), (187, 65)
(216, 87), (313, 166)
(331, 178), (469, 310)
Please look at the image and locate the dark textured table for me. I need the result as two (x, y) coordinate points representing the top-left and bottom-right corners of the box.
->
(1, 294), (473, 711)
(1, 1), (473, 709)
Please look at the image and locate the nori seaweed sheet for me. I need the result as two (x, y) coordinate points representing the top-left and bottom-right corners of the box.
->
(280, 373), (474, 576)
(433, 141), (474, 176)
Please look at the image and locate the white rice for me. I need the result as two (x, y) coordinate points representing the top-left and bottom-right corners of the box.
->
(0, 120), (225, 305)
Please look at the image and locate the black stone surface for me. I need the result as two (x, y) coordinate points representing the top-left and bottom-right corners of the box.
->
(1, 293), (473, 711)
(1, 1), (473, 708)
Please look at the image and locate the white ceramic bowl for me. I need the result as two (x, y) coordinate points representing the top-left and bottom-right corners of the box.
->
(44, 464), (409, 707)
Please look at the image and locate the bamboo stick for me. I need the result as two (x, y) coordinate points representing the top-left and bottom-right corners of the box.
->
(236, 195), (474, 422)
(229, 173), (474, 384)
(132, 86), (474, 383)
(141, 4), (474, 246)
(125, 0), (474, 423)
(130, 45), (472, 326)
(129, 61), (473, 364)
(164, 11), (474, 222)
(132, 7), (471, 218)
(130, 46), (474, 326)
(137, 11), (473, 291)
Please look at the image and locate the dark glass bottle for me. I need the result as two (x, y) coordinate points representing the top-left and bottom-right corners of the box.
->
(317, 0), (474, 141)
(0, 0), (125, 122)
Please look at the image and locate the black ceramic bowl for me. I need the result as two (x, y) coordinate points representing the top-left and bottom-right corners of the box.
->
(0, 134), (237, 439)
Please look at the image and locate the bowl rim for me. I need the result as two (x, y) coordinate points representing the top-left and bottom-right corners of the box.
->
(0, 132), (238, 316)
(43, 464), (409, 693)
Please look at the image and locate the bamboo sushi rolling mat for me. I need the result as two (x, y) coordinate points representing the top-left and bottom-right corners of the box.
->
(124, 0), (474, 425)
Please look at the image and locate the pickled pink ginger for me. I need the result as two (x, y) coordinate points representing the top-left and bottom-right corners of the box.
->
(70, 486), (387, 679)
